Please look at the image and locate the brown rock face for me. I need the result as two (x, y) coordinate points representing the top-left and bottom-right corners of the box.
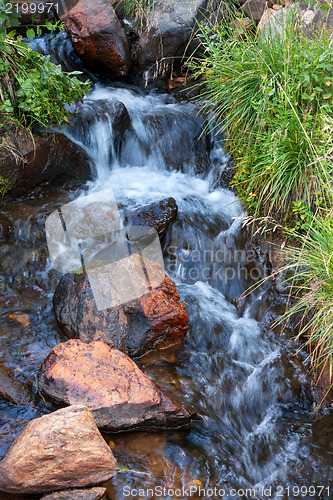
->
(0, 121), (91, 198)
(59, 0), (131, 77)
(42, 487), (107, 500)
(0, 364), (36, 407)
(38, 340), (194, 430)
(0, 405), (116, 495)
(53, 257), (189, 357)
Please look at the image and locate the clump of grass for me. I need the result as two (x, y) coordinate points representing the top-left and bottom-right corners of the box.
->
(189, 8), (333, 227)
(280, 216), (333, 404)
(189, 6), (333, 402)
(115, 0), (155, 24)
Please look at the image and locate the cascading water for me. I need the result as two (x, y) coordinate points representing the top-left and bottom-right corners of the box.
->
(0, 35), (332, 500)
(63, 85), (331, 498)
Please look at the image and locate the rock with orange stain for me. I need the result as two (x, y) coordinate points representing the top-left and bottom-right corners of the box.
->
(38, 340), (194, 431)
(0, 405), (116, 495)
(58, 0), (131, 78)
(9, 313), (30, 326)
(53, 256), (189, 357)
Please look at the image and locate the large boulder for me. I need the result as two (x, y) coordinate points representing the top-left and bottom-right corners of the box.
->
(53, 256), (189, 357)
(38, 340), (194, 430)
(59, 0), (131, 78)
(135, 0), (211, 79)
(42, 487), (107, 500)
(124, 197), (178, 237)
(0, 120), (91, 198)
(0, 405), (116, 495)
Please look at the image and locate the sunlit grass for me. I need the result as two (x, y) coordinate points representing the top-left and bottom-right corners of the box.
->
(189, 9), (333, 226)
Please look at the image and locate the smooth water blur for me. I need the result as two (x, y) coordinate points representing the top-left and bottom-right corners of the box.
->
(0, 78), (332, 500)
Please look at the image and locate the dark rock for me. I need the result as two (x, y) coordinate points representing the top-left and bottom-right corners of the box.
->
(124, 197), (178, 236)
(0, 214), (11, 241)
(42, 487), (107, 500)
(133, 0), (221, 81)
(0, 121), (91, 198)
(0, 245), (49, 291)
(69, 97), (131, 155)
(0, 405), (116, 495)
(39, 340), (194, 430)
(0, 365), (36, 407)
(59, 0), (132, 78)
(53, 255), (189, 357)
(140, 109), (211, 174)
(241, 0), (268, 24)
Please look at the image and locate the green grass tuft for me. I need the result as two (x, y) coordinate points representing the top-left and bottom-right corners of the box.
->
(189, 8), (333, 227)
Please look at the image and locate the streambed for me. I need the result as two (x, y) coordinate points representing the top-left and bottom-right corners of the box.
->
(0, 59), (332, 499)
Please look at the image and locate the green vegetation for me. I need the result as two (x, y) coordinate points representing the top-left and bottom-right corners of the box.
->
(281, 216), (333, 403)
(0, 36), (90, 127)
(116, 0), (155, 23)
(0, 0), (91, 195)
(191, 8), (333, 227)
(190, 5), (333, 401)
(0, 2), (90, 128)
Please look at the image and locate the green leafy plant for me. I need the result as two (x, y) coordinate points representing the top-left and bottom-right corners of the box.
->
(1, 37), (90, 127)
(0, 175), (13, 195)
(0, 0), (90, 128)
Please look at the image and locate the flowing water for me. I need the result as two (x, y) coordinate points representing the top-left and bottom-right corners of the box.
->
(0, 35), (332, 500)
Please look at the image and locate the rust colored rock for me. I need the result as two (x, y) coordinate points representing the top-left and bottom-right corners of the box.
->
(42, 487), (107, 500)
(124, 197), (178, 237)
(0, 405), (116, 495)
(53, 256), (188, 357)
(59, 0), (131, 78)
(38, 340), (194, 430)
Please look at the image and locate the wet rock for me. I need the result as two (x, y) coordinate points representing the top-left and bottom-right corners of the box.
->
(0, 365), (36, 407)
(124, 198), (178, 237)
(0, 121), (91, 198)
(134, 0), (216, 80)
(140, 109), (211, 173)
(0, 213), (11, 241)
(0, 245), (49, 291)
(53, 255), (188, 357)
(42, 487), (107, 500)
(59, 0), (131, 78)
(70, 97), (131, 155)
(39, 340), (194, 430)
(0, 405), (116, 495)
